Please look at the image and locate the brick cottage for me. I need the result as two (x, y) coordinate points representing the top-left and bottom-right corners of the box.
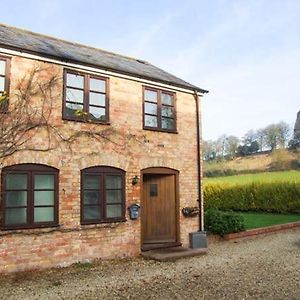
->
(0, 24), (208, 273)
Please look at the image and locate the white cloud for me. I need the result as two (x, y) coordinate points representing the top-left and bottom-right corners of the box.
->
(129, 12), (179, 58)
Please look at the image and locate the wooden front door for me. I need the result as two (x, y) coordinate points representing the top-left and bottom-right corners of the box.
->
(142, 173), (177, 247)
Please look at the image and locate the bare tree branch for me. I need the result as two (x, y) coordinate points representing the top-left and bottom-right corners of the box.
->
(0, 65), (147, 167)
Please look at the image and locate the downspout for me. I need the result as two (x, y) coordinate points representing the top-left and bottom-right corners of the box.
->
(194, 90), (204, 232)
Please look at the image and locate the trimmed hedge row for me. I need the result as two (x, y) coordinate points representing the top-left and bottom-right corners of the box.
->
(204, 169), (238, 178)
(204, 182), (300, 214)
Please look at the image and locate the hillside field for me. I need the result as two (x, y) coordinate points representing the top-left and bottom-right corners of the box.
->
(203, 149), (300, 177)
(204, 170), (300, 185)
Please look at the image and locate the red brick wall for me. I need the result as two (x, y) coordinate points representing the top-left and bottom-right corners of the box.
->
(0, 55), (201, 273)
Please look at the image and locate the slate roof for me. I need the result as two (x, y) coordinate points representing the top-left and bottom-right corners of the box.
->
(0, 23), (207, 93)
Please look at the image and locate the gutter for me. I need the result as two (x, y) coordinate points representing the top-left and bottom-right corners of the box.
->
(194, 91), (205, 231)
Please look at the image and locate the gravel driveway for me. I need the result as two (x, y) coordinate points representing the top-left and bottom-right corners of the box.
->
(0, 229), (299, 300)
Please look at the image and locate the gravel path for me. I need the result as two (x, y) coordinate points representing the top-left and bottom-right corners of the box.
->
(0, 229), (299, 300)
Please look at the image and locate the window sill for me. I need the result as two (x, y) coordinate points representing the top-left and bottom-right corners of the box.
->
(80, 218), (127, 226)
(0, 223), (59, 233)
(143, 127), (178, 134)
(62, 116), (110, 125)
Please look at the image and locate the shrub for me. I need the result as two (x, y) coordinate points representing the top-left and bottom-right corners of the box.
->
(269, 149), (299, 171)
(204, 182), (300, 214)
(204, 168), (238, 178)
(204, 209), (245, 236)
(291, 159), (300, 170)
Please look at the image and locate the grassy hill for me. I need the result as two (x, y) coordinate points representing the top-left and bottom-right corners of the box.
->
(203, 149), (300, 177)
(205, 170), (300, 185)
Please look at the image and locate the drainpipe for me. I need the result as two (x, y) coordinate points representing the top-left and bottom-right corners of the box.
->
(194, 90), (204, 232)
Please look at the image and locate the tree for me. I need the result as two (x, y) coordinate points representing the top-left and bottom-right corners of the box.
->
(248, 140), (260, 153)
(289, 111), (300, 149)
(203, 140), (216, 160)
(237, 144), (249, 156)
(243, 130), (257, 145)
(263, 122), (291, 150)
(215, 135), (227, 159)
(277, 121), (291, 148)
(263, 124), (280, 150)
(226, 135), (240, 158)
(294, 111), (300, 140)
(256, 128), (265, 151)
(236, 130), (259, 156)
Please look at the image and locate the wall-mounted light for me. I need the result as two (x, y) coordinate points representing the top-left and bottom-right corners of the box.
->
(132, 175), (139, 186)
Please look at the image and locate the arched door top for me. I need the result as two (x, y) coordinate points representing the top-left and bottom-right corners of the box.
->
(141, 167), (179, 175)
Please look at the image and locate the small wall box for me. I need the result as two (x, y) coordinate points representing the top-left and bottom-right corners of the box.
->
(128, 204), (140, 220)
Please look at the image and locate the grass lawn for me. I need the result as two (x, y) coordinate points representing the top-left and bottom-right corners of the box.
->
(239, 212), (300, 230)
(204, 170), (300, 186)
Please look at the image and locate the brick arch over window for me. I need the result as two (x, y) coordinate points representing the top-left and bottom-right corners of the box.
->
(80, 166), (126, 224)
(1, 163), (59, 229)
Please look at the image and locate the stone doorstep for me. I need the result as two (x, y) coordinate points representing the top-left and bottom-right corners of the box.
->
(141, 246), (208, 261)
(223, 221), (300, 241)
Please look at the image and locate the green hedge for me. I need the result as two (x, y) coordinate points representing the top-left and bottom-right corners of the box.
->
(204, 182), (300, 214)
(204, 169), (238, 178)
(204, 209), (245, 236)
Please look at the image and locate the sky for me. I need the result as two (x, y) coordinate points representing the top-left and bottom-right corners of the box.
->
(1, 0), (300, 140)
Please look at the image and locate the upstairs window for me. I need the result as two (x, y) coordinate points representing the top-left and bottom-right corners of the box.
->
(63, 69), (109, 123)
(0, 56), (10, 112)
(1, 164), (59, 229)
(143, 87), (176, 132)
(81, 166), (125, 224)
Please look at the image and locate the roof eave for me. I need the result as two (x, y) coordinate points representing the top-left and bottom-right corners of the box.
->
(0, 43), (209, 94)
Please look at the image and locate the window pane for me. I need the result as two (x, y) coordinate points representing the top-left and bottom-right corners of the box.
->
(106, 190), (122, 204)
(162, 106), (174, 118)
(34, 175), (54, 189)
(162, 118), (175, 130)
(106, 175), (122, 189)
(161, 93), (173, 105)
(67, 73), (84, 89)
(145, 102), (157, 115)
(6, 174), (27, 189)
(0, 60), (5, 75)
(90, 78), (105, 93)
(106, 205), (122, 218)
(84, 191), (100, 204)
(34, 191), (54, 206)
(65, 102), (84, 118)
(89, 92), (105, 106)
(5, 208), (27, 225)
(84, 206), (100, 220)
(144, 115), (157, 127)
(89, 106), (106, 121)
(84, 175), (100, 189)
(150, 184), (158, 197)
(0, 77), (4, 91)
(144, 90), (157, 103)
(66, 88), (84, 103)
(34, 207), (54, 222)
(6, 191), (27, 207)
